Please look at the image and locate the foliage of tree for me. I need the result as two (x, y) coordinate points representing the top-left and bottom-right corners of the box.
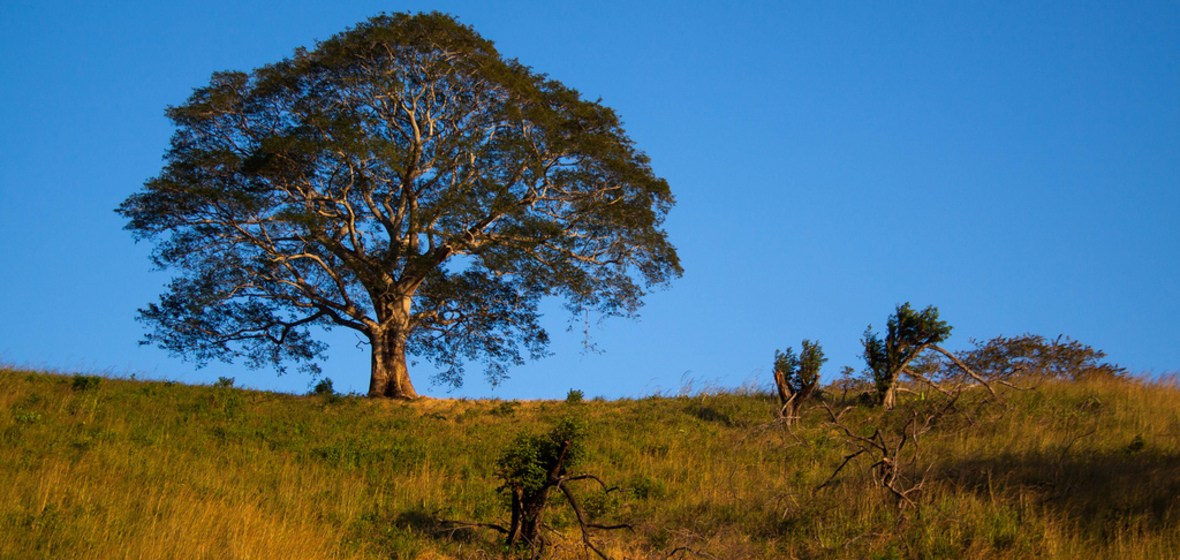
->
(485, 416), (629, 558)
(862, 303), (954, 410)
(773, 339), (826, 423)
(117, 12), (681, 399)
(951, 334), (1126, 382)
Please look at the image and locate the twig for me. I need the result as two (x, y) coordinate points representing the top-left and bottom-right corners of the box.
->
(665, 546), (717, 559)
(816, 448), (867, 491)
(1054, 428), (1097, 483)
(554, 476), (634, 560)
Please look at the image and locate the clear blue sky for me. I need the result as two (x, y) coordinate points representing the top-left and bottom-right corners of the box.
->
(2, 1), (1177, 398)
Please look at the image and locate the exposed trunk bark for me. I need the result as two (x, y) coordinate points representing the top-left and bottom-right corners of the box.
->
(773, 369), (792, 410)
(775, 369), (817, 424)
(506, 487), (524, 546)
(506, 484), (554, 549)
(774, 369), (800, 424)
(368, 293), (424, 398)
(367, 296), (420, 400)
(881, 375), (899, 411)
(505, 439), (572, 551)
(368, 327), (419, 399)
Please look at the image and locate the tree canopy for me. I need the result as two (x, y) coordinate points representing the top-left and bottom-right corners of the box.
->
(117, 12), (681, 398)
(951, 334), (1126, 382)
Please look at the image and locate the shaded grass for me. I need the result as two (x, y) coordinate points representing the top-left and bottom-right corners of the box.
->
(0, 368), (1177, 559)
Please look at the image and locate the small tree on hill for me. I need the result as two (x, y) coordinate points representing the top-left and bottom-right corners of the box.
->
(863, 304), (953, 410)
(117, 12), (681, 399)
(499, 418), (583, 552)
(951, 333), (1126, 383)
(440, 417), (627, 558)
(863, 304), (950, 410)
(863, 303), (998, 410)
(773, 339), (826, 423)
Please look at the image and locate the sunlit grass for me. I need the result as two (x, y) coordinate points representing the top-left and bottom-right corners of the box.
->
(1, 368), (1176, 558)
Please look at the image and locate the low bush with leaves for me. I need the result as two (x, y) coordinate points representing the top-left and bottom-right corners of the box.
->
(311, 378), (335, 396)
(71, 374), (102, 392)
(495, 416), (586, 549)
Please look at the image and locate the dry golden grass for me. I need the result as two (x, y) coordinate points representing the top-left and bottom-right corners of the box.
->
(1, 368), (1177, 559)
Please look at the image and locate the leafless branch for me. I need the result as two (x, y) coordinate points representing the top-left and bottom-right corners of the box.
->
(556, 476), (634, 560)
(665, 546), (717, 559)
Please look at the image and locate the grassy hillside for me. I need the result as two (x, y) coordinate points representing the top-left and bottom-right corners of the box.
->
(1, 368), (1177, 559)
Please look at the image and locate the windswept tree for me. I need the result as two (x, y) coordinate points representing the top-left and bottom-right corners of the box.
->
(862, 303), (953, 410)
(773, 339), (826, 423)
(863, 303), (998, 410)
(117, 12), (681, 399)
(951, 333), (1126, 383)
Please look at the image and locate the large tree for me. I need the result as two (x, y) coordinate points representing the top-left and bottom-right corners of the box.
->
(118, 13), (681, 399)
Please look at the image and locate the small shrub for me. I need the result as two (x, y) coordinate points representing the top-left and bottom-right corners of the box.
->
(773, 340), (826, 421)
(495, 416), (587, 547)
(497, 416), (586, 496)
(566, 389), (584, 404)
(214, 377), (235, 389)
(627, 474), (667, 500)
(862, 303), (952, 410)
(1125, 434), (1146, 454)
(311, 378), (335, 396)
(71, 375), (101, 392)
(489, 401), (520, 417)
(581, 489), (620, 518)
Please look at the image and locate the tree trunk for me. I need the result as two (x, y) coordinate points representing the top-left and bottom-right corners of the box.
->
(773, 369), (792, 408)
(506, 487), (525, 546)
(775, 369), (818, 424)
(506, 485), (553, 549)
(774, 369), (800, 424)
(881, 376), (898, 411)
(368, 326), (420, 400)
(505, 438), (571, 551)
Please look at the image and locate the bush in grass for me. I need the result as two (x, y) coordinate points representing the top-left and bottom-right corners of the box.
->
(495, 416), (586, 548)
(71, 375), (101, 392)
(311, 378), (335, 396)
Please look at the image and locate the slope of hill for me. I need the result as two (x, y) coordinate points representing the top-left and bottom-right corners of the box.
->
(1, 368), (1177, 559)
